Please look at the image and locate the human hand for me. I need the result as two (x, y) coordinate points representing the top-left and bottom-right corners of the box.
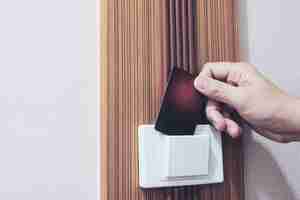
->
(194, 62), (300, 143)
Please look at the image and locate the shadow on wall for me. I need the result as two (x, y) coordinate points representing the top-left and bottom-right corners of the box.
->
(244, 131), (296, 200)
(239, 1), (297, 200)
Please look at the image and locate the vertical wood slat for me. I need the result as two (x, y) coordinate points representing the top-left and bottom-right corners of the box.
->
(100, 0), (108, 199)
(169, 0), (176, 70)
(100, 0), (243, 199)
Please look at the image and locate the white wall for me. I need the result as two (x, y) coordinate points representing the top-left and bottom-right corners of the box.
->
(0, 0), (98, 199)
(240, 1), (300, 199)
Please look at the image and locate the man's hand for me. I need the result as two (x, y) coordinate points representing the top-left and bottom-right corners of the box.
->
(194, 62), (300, 143)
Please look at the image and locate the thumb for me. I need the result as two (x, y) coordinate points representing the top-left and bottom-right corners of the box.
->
(194, 75), (239, 106)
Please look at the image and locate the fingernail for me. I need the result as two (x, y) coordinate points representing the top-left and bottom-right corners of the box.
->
(194, 76), (208, 91)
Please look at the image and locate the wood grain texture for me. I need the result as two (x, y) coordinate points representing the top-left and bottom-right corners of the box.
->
(100, 0), (243, 199)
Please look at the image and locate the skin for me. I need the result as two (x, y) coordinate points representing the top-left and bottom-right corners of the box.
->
(194, 62), (300, 143)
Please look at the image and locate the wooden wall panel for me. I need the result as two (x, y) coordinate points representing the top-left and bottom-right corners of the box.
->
(101, 0), (243, 199)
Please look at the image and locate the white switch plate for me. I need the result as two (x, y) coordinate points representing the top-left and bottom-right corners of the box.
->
(138, 124), (223, 188)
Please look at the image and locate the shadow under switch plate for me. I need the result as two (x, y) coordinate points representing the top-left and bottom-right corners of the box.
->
(138, 124), (223, 188)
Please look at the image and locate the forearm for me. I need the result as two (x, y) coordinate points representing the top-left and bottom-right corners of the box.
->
(274, 96), (300, 135)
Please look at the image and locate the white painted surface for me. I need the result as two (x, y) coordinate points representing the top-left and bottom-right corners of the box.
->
(0, 0), (99, 199)
(240, 1), (300, 199)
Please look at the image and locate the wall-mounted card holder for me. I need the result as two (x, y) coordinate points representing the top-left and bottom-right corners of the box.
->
(138, 124), (223, 188)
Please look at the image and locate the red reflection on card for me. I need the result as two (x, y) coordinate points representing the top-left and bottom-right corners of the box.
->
(155, 67), (207, 135)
